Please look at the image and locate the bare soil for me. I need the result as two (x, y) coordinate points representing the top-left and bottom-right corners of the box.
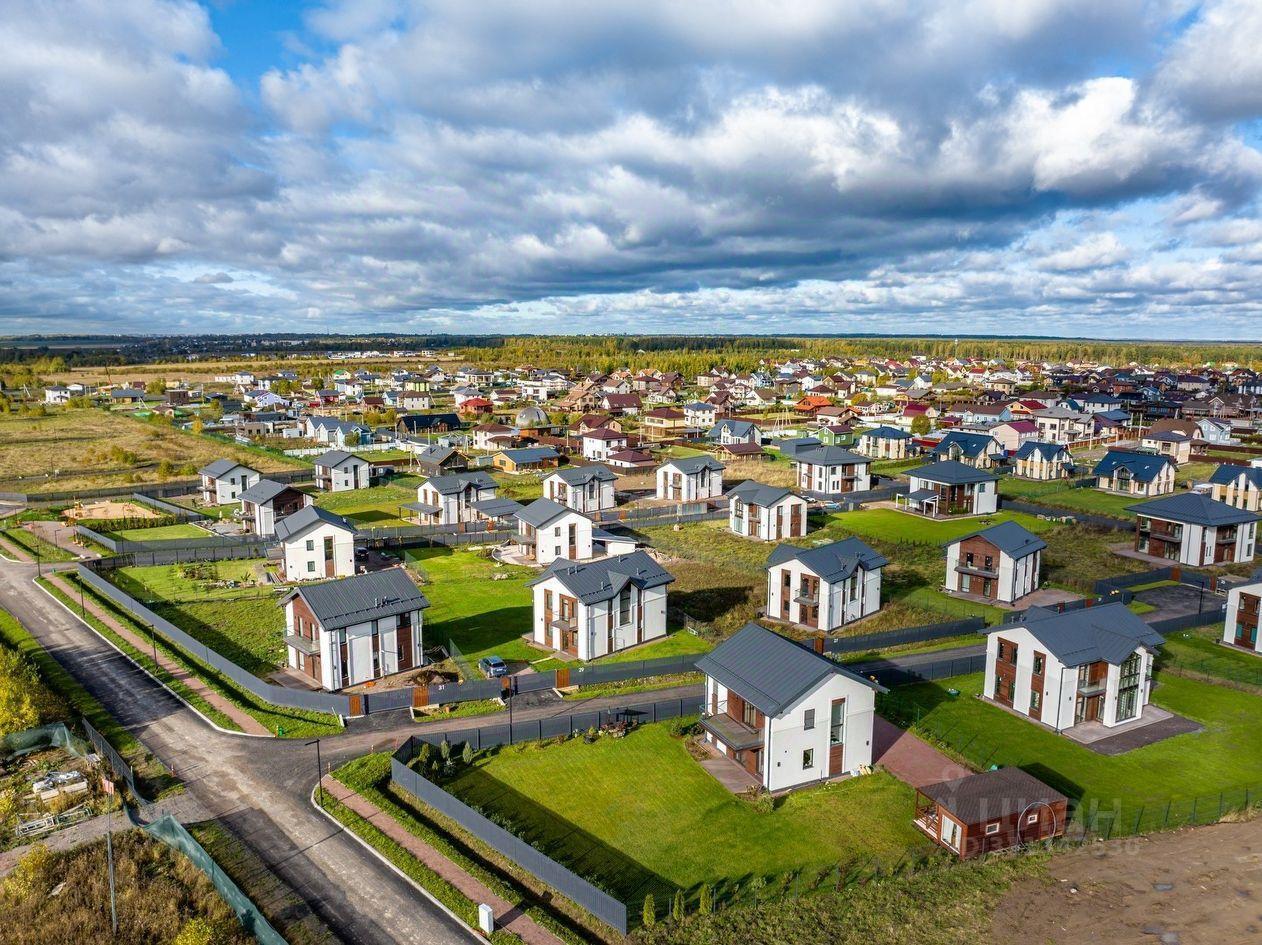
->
(63, 499), (158, 520)
(993, 815), (1262, 945)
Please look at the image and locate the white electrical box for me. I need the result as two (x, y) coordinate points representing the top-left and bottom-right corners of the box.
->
(477, 903), (495, 935)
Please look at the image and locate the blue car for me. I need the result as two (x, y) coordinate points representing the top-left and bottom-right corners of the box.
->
(478, 655), (508, 678)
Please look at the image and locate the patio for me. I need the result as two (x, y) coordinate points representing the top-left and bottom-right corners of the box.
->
(1064, 704), (1203, 755)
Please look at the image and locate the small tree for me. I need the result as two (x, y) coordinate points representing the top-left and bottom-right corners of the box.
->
(748, 876), (766, 908)
(671, 889), (685, 922)
(698, 883), (713, 915)
(909, 414), (932, 436)
(461, 742), (474, 765)
(439, 739), (451, 762)
(641, 894), (656, 928)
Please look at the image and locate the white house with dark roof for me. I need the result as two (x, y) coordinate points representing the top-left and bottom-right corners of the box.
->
(1012, 441), (1073, 480)
(543, 465), (618, 515)
(1139, 430), (1193, 465)
(1208, 464), (1262, 511)
(983, 604), (1164, 732)
(855, 425), (913, 460)
(198, 459), (260, 505)
(899, 461), (998, 517)
(1224, 580), (1262, 654)
(1093, 450), (1175, 496)
(312, 449), (369, 492)
(944, 521), (1045, 604)
(727, 480), (809, 540)
(765, 538), (886, 630)
(932, 431), (1004, 469)
(708, 418), (761, 446)
(1127, 493), (1259, 566)
(275, 506), (357, 580)
(696, 622), (882, 792)
(514, 498), (594, 565)
(580, 427), (629, 461)
(527, 550), (673, 659)
(282, 568), (428, 690)
(656, 455), (725, 502)
(793, 446), (872, 497)
(404, 471), (498, 526)
(238, 479), (312, 537)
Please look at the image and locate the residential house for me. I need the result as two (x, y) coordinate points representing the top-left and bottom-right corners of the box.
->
(944, 521), (1045, 604)
(515, 499), (595, 565)
(600, 392), (642, 415)
(471, 423), (518, 452)
(306, 416), (370, 448)
(708, 418), (762, 446)
(714, 441), (767, 462)
(1197, 417), (1235, 445)
(396, 413), (462, 439)
(727, 481), (809, 540)
(1139, 431), (1193, 465)
(1012, 441), (1073, 480)
(1092, 450), (1175, 496)
(405, 471), (498, 526)
(605, 448), (656, 470)
(982, 604), (1164, 732)
(932, 431), (1003, 469)
(899, 462), (998, 517)
(1208, 464), (1262, 511)
(492, 446), (562, 473)
(275, 506), (357, 581)
(855, 425), (913, 460)
(528, 551), (673, 660)
(570, 413), (621, 436)
(697, 622), (882, 791)
(282, 568), (428, 691)
(1223, 581), (1262, 655)
(1030, 407), (1093, 444)
(198, 459), (261, 505)
(238, 479), (311, 537)
(656, 456), (725, 502)
(640, 407), (689, 440)
(581, 427), (630, 461)
(765, 538), (886, 630)
(544, 465), (618, 515)
(775, 436), (822, 461)
(793, 446), (872, 498)
(988, 420), (1039, 454)
(413, 445), (468, 477)
(683, 402), (718, 429)
(43, 386), (72, 405)
(312, 450), (369, 492)
(1127, 493), (1259, 565)
(915, 768), (1068, 859)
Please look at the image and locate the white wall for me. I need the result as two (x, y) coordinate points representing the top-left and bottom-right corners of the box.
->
(796, 460), (872, 495)
(282, 522), (356, 580)
(763, 673), (877, 792)
(531, 579), (667, 659)
(286, 607), (424, 690)
(766, 560), (881, 630)
(207, 467), (259, 503)
(1223, 582), (1262, 654)
(656, 464), (722, 501)
(320, 458), (368, 491)
(527, 511), (595, 565)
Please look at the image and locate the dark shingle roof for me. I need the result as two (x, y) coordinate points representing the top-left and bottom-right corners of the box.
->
(551, 464), (617, 486)
(498, 446), (561, 464)
(238, 478), (298, 504)
(528, 550), (673, 603)
(274, 505), (355, 541)
(695, 622), (883, 717)
(776, 436), (822, 459)
(933, 431), (998, 459)
(1126, 492), (1261, 527)
(920, 767), (1067, 824)
(906, 460), (997, 485)
(995, 603), (1164, 666)
(793, 445), (868, 466)
(726, 480), (797, 507)
(708, 419), (759, 439)
(861, 425), (911, 440)
(1013, 440), (1069, 462)
(198, 458), (255, 478)
(423, 471), (496, 495)
(284, 568), (428, 631)
(516, 497), (582, 527)
(662, 455), (726, 475)
(765, 537), (888, 582)
(948, 520), (1046, 559)
(1209, 464), (1262, 489)
(472, 497), (523, 519)
(1092, 450), (1172, 483)
(313, 449), (358, 468)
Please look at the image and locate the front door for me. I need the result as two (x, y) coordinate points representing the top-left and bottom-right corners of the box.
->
(324, 536), (335, 577)
(828, 698), (845, 775)
(1075, 694), (1103, 724)
(1236, 623), (1258, 648)
(789, 503), (802, 537)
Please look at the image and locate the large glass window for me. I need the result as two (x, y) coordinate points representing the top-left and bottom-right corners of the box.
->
(1116, 651), (1142, 721)
(829, 702), (845, 745)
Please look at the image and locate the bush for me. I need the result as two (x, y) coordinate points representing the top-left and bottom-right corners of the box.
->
(671, 889), (685, 922)
(642, 893), (656, 928)
(698, 883), (713, 916)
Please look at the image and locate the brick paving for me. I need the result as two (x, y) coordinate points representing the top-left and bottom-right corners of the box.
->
(872, 716), (972, 788)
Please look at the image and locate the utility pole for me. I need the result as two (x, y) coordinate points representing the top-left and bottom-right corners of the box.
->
(306, 738), (324, 808)
(105, 804), (118, 937)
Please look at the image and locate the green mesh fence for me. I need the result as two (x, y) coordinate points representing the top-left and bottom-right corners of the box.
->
(128, 809), (288, 945)
(0, 721), (88, 759)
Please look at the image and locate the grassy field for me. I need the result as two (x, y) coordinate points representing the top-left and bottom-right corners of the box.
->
(444, 722), (929, 906)
(313, 475), (424, 527)
(108, 522), (209, 541)
(109, 560), (286, 676)
(881, 672), (1262, 832)
(997, 476), (1138, 518)
(1160, 628), (1262, 688)
(0, 408), (302, 494)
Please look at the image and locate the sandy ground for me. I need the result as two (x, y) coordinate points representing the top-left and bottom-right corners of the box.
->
(993, 815), (1262, 945)
(63, 499), (158, 520)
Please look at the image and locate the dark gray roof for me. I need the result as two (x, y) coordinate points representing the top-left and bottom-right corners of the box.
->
(1209, 464), (1262, 489)
(861, 425), (911, 440)
(777, 436), (822, 459)
(994, 603), (1164, 666)
(274, 504), (355, 541)
(793, 445), (868, 466)
(284, 568), (428, 631)
(695, 622), (883, 717)
(415, 444), (459, 465)
(551, 464), (617, 486)
(423, 471), (496, 495)
(933, 431), (998, 459)
(497, 446), (560, 463)
(198, 458), (255, 478)
(528, 550), (673, 603)
(765, 537), (888, 582)
(1092, 450), (1172, 483)
(238, 478), (299, 504)
(920, 767), (1067, 824)
(708, 419), (760, 439)
(906, 460), (997, 485)
(1014, 440), (1069, 462)
(516, 497), (582, 527)
(313, 449), (359, 468)
(662, 455), (725, 475)
(1126, 492), (1260, 527)
(472, 497), (523, 519)
(726, 479), (797, 507)
(948, 520), (1045, 559)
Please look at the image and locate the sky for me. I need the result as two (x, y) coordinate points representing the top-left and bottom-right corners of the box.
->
(3, 1), (1262, 339)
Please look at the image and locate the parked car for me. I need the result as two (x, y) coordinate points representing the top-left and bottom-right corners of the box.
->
(478, 655), (508, 678)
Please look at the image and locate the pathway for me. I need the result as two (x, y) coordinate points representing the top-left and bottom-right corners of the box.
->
(871, 716), (972, 788)
(28, 518), (99, 557)
(321, 776), (565, 945)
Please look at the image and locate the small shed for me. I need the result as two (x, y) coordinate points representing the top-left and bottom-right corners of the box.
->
(914, 767), (1067, 858)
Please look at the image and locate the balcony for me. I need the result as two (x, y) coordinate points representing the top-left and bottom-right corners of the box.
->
(549, 617), (577, 632)
(284, 634), (320, 657)
(955, 563), (997, 578)
(793, 591), (820, 606)
(1077, 679), (1107, 697)
(699, 711), (763, 751)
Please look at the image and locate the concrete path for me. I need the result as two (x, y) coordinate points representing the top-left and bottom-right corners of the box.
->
(871, 716), (972, 789)
(321, 776), (565, 945)
(28, 518), (98, 557)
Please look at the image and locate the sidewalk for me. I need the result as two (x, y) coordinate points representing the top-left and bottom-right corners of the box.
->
(44, 572), (272, 736)
(320, 775), (567, 945)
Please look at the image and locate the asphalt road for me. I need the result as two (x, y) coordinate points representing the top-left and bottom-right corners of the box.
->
(0, 557), (473, 945)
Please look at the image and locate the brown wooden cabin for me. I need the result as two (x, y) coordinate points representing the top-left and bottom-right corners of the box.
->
(915, 767), (1068, 859)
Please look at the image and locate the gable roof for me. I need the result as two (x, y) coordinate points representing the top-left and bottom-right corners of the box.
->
(709, 418), (759, 438)
(273, 504), (355, 541)
(776, 436), (822, 459)
(516, 497), (585, 528)
(905, 460), (998, 485)
(995, 603), (1164, 666)
(283, 568), (428, 630)
(198, 458), (255, 479)
(948, 520), (1046, 559)
(423, 471), (497, 495)
(695, 622), (883, 717)
(662, 455), (726, 475)
(765, 537), (888, 582)
(528, 550), (673, 603)
(497, 446), (561, 464)
(1013, 440), (1069, 461)
(933, 431), (998, 458)
(726, 479), (798, 507)
(1092, 450), (1173, 482)
(313, 449), (360, 468)
(238, 478), (299, 504)
(921, 768), (1067, 824)
(1209, 464), (1262, 489)
(860, 425), (911, 440)
(1126, 491), (1261, 527)
(550, 464), (617, 486)
(793, 445), (868, 466)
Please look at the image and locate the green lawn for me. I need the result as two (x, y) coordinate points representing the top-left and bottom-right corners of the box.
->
(107, 522), (208, 541)
(313, 476), (424, 527)
(997, 476), (1137, 519)
(108, 560), (286, 676)
(444, 722), (928, 905)
(880, 672), (1262, 834)
(810, 507), (1057, 546)
(1160, 629), (1262, 688)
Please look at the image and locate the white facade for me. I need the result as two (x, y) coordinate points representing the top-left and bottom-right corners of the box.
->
(316, 456), (369, 492)
(1014, 450), (1070, 480)
(905, 473), (998, 516)
(729, 492), (809, 541)
(855, 432), (909, 460)
(1211, 471), (1262, 511)
(415, 478), (497, 525)
(1136, 514), (1257, 566)
(519, 509), (595, 565)
(766, 558), (882, 630)
(285, 604), (424, 691)
(1223, 582), (1262, 655)
(944, 541), (1040, 604)
(544, 472), (616, 515)
(581, 430), (628, 461)
(796, 458), (872, 496)
(656, 461), (724, 502)
(202, 464), (260, 504)
(530, 577), (668, 660)
(1097, 464), (1175, 496)
(281, 520), (356, 580)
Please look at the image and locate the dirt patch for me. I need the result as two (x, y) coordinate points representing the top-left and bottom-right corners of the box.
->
(63, 500), (158, 521)
(992, 815), (1262, 945)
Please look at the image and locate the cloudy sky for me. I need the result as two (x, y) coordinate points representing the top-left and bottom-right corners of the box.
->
(3, 0), (1262, 338)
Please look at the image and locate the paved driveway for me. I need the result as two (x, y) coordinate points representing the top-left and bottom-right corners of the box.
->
(1134, 583), (1222, 622)
(871, 716), (971, 789)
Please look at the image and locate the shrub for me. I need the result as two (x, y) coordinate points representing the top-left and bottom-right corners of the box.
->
(671, 889), (685, 922)
(461, 742), (474, 765)
(642, 894), (656, 928)
(698, 883), (713, 916)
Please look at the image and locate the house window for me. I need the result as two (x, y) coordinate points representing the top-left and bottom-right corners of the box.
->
(1026, 813), (1040, 825)
(1033, 654), (1044, 675)
(803, 709), (815, 730)
(618, 586), (632, 625)
(983, 555), (993, 571)
(965, 551), (974, 568)
(1116, 651), (1143, 722)
(829, 702), (844, 745)
(306, 560), (315, 573)
(802, 749), (814, 770)
(1029, 691), (1041, 712)
(985, 822), (1000, 836)
(306, 539), (315, 551)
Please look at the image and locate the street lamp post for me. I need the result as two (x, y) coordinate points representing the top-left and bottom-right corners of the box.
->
(306, 738), (324, 808)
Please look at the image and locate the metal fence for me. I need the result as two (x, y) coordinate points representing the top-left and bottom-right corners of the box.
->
(79, 535), (273, 563)
(130, 492), (207, 521)
(999, 497), (1130, 531)
(81, 716), (148, 804)
(1149, 607), (1226, 634)
(853, 652), (988, 688)
(824, 617), (986, 655)
(390, 750), (630, 934)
